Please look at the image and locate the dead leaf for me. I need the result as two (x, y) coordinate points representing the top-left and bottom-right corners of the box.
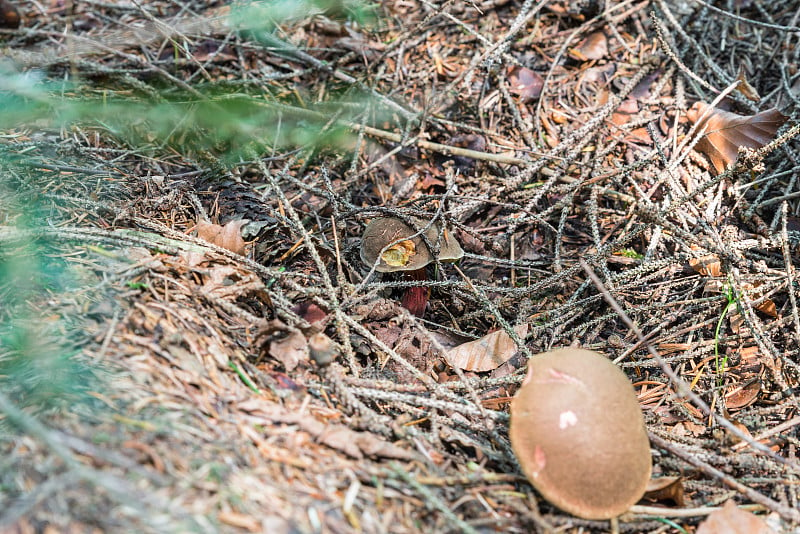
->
(726, 379), (761, 410)
(196, 219), (248, 255)
(687, 102), (787, 175)
(643, 476), (685, 507)
(696, 500), (775, 534)
(289, 413), (413, 460)
(292, 301), (328, 325)
(507, 66), (544, 102)
(255, 320), (309, 371)
(445, 324), (528, 372)
(735, 66), (761, 102)
(755, 297), (777, 317)
(444, 134), (487, 173)
(689, 249), (722, 277)
(729, 312), (746, 335)
(218, 511), (262, 532)
(569, 31), (608, 61)
(193, 40), (237, 62)
(610, 98), (639, 126)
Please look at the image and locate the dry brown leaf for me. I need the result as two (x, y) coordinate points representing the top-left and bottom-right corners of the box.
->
(729, 312), (746, 335)
(643, 476), (685, 507)
(610, 98), (639, 126)
(736, 66), (761, 102)
(689, 253), (722, 277)
(217, 511), (262, 533)
(291, 413), (413, 460)
(725, 378), (761, 411)
(445, 324), (528, 372)
(569, 31), (608, 61)
(255, 320), (309, 371)
(755, 298), (777, 317)
(196, 219), (248, 255)
(687, 102), (787, 175)
(696, 500), (775, 534)
(507, 66), (544, 102)
(292, 301), (328, 324)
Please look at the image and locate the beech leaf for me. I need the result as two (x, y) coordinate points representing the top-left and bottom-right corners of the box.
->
(687, 102), (787, 175)
(445, 324), (528, 372)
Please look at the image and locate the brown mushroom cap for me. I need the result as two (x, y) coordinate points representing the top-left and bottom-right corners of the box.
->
(509, 348), (651, 520)
(360, 217), (464, 273)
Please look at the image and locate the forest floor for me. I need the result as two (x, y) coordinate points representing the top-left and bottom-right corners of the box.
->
(1, 0), (800, 532)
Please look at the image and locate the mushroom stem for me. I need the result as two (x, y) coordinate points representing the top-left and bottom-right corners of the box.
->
(400, 267), (429, 317)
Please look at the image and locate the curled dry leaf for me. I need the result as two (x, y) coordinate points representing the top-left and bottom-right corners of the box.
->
(643, 476), (685, 507)
(507, 66), (544, 102)
(725, 378), (761, 411)
(689, 247), (722, 277)
(569, 31), (608, 61)
(687, 102), (787, 175)
(445, 324), (528, 372)
(696, 499), (775, 534)
(735, 66), (761, 102)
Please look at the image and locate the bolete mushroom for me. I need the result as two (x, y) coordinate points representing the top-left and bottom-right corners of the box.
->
(509, 348), (651, 520)
(360, 217), (463, 316)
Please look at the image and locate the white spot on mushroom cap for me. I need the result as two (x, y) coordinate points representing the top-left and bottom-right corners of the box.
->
(558, 410), (578, 429)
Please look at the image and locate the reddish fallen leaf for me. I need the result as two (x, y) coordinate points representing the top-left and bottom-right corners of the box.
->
(726, 378), (761, 410)
(507, 66), (544, 102)
(196, 219), (248, 255)
(445, 324), (528, 372)
(696, 500), (775, 534)
(569, 31), (608, 61)
(687, 102), (787, 175)
(756, 298), (777, 317)
(689, 249), (722, 277)
(292, 301), (328, 324)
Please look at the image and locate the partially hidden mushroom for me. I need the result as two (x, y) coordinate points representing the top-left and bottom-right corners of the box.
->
(509, 348), (651, 520)
(360, 217), (463, 317)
